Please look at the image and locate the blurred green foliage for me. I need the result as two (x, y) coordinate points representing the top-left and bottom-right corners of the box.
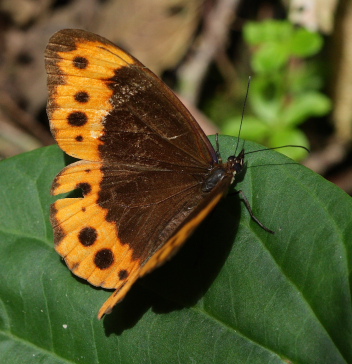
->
(207, 20), (332, 160)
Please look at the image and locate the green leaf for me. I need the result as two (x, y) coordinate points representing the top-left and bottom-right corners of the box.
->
(250, 77), (283, 123)
(243, 20), (293, 45)
(290, 28), (324, 57)
(282, 92), (332, 127)
(268, 128), (310, 160)
(222, 115), (271, 141)
(0, 140), (351, 364)
(251, 42), (290, 73)
(287, 63), (325, 94)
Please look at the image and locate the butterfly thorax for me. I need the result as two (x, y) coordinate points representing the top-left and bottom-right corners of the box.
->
(202, 167), (228, 192)
(202, 149), (245, 192)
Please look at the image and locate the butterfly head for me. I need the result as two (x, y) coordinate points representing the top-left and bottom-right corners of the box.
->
(226, 149), (245, 184)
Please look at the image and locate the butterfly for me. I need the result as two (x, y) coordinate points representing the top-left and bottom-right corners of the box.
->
(45, 29), (271, 319)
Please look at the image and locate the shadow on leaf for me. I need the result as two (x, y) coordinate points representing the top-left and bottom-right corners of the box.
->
(103, 196), (240, 335)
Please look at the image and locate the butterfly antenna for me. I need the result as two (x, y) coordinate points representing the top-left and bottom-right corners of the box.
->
(245, 145), (310, 156)
(235, 76), (251, 156)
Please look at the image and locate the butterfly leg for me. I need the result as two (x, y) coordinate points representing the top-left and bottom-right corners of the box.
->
(215, 133), (222, 163)
(233, 190), (275, 234)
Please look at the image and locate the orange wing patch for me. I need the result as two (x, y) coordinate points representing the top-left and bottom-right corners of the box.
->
(46, 30), (147, 319)
(46, 30), (136, 161)
(47, 30), (143, 307)
(51, 161), (141, 290)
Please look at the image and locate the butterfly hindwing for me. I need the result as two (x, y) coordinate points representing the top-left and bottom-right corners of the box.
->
(98, 190), (225, 319)
(51, 160), (139, 288)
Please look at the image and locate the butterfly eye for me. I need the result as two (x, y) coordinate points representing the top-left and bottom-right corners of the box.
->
(227, 154), (244, 176)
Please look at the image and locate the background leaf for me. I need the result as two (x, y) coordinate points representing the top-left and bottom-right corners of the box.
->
(251, 43), (290, 73)
(281, 92), (332, 127)
(0, 136), (351, 364)
(222, 116), (270, 140)
(243, 20), (293, 45)
(268, 129), (309, 160)
(290, 28), (323, 57)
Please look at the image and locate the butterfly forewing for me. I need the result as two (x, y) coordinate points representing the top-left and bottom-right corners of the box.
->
(46, 29), (215, 168)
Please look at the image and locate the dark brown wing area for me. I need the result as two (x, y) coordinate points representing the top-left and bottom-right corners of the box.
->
(98, 165), (214, 262)
(100, 61), (216, 170)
